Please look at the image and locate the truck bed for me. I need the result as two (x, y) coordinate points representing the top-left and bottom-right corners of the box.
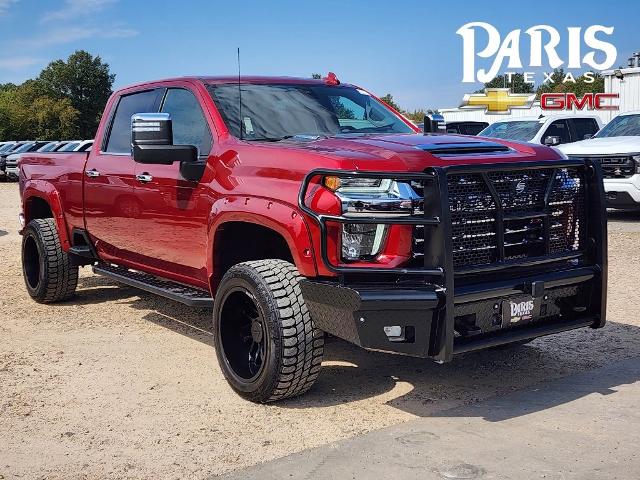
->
(19, 151), (90, 237)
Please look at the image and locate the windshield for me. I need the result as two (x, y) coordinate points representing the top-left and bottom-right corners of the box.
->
(59, 142), (80, 151)
(10, 143), (35, 154)
(207, 83), (413, 141)
(0, 143), (16, 153)
(596, 114), (640, 138)
(37, 142), (58, 152)
(479, 121), (543, 142)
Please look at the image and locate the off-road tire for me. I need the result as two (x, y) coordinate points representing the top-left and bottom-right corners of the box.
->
(213, 259), (324, 403)
(22, 218), (78, 303)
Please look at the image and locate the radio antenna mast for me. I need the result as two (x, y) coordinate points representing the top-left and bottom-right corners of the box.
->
(237, 47), (243, 140)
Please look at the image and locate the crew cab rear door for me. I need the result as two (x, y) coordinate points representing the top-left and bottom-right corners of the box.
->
(84, 88), (163, 262)
(131, 87), (213, 285)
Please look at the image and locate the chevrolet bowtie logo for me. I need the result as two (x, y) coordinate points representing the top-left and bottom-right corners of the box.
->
(460, 88), (536, 114)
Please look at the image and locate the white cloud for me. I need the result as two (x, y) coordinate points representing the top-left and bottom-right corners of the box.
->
(21, 26), (138, 48)
(0, 0), (19, 15)
(0, 56), (42, 70)
(41, 0), (117, 23)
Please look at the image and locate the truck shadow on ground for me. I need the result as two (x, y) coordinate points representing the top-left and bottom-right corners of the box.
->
(75, 275), (640, 421)
(0, 229), (7, 237)
(286, 325), (640, 420)
(608, 210), (640, 222)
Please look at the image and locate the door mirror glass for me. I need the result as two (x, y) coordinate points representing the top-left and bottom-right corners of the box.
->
(131, 112), (198, 166)
(544, 135), (561, 146)
(131, 113), (173, 147)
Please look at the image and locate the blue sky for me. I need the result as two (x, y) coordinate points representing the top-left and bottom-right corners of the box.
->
(0, 0), (637, 109)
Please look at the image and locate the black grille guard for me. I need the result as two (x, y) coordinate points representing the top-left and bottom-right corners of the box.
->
(298, 158), (608, 361)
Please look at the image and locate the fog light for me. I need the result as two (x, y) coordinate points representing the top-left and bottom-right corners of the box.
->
(341, 223), (387, 261)
(384, 325), (405, 342)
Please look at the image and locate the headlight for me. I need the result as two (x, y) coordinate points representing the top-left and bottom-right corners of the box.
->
(632, 154), (640, 174)
(324, 176), (421, 261)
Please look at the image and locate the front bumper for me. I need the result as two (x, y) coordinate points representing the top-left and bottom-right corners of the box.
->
(5, 166), (17, 179)
(298, 159), (607, 362)
(301, 266), (603, 358)
(603, 175), (640, 208)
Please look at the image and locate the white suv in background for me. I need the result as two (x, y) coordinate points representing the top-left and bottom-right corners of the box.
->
(478, 114), (602, 147)
(559, 111), (640, 209)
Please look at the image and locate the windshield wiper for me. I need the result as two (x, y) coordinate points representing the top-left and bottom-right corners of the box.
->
(245, 134), (329, 142)
(281, 134), (329, 141)
(244, 137), (285, 142)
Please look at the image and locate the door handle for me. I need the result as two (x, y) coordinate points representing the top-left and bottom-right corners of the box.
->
(136, 173), (153, 183)
(85, 169), (100, 178)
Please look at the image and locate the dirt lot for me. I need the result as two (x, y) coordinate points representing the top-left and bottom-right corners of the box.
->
(1, 182), (640, 479)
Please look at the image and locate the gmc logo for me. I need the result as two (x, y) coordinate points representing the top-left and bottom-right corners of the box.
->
(541, 92), (619, 111)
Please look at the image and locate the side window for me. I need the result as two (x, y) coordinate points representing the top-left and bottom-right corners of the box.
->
(161, 89), (212, 156)
(542, 120), (571, 144)
(105, 89), (161, 153)
(570, 118), (600, 141)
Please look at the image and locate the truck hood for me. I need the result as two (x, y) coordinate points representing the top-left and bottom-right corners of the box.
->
(269, 133), (555, 171)
(558, 136), (640, 155)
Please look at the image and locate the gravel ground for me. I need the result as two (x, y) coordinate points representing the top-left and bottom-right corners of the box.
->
(1, 182), (640, 479)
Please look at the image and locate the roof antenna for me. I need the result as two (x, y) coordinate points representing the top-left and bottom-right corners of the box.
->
(237, 47), (243, 140)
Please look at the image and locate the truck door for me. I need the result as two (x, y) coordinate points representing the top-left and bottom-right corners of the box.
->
(84, 88), (163, 262)
(567, 117), (600, 142)
(541, 119), (571, 145)
(132, 87), (213, 286)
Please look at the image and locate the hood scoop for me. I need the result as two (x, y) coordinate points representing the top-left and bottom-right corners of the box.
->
(416, 141), (512, 157)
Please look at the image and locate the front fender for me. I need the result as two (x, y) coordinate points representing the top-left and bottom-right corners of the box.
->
(21, 181), (71, 250)
(207, 196), (318, 283)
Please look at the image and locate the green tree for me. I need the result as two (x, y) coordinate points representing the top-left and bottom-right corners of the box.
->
(476, 72), (535, 94)
(536, 69), (604, 97)
(404, 109), (427, 123)
(38, 50), (115, 138)
(0, 83), (17, 92)
(535, 68), (566, 97)
(0, 79), (80, 140)
(379, 93), (402, 112)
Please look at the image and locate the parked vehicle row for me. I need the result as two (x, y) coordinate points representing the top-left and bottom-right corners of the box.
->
(0, 139), (94, 181)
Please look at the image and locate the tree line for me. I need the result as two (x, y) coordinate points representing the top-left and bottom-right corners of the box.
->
(0, 50), (114, 141)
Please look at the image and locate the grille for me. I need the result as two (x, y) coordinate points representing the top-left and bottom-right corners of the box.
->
(591, 155), (636, 179)
(443, 167), (585, 269)
(409, 179), (427, 266)
(448, 174), (498, 267)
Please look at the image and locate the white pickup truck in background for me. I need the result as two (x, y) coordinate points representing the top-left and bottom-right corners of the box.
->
(559, 111), (640, 210)
(477, 114), (602, 147)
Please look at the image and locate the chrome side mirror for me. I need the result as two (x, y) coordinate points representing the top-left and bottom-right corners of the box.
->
(544, 135), (561, 146)
(131, 113), (197, 166)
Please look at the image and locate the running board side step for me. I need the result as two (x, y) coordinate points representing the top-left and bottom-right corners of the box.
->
(93, 264), (214, 308)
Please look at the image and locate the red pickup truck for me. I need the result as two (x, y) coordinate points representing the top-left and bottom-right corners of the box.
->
(18, 75), (608, 403)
